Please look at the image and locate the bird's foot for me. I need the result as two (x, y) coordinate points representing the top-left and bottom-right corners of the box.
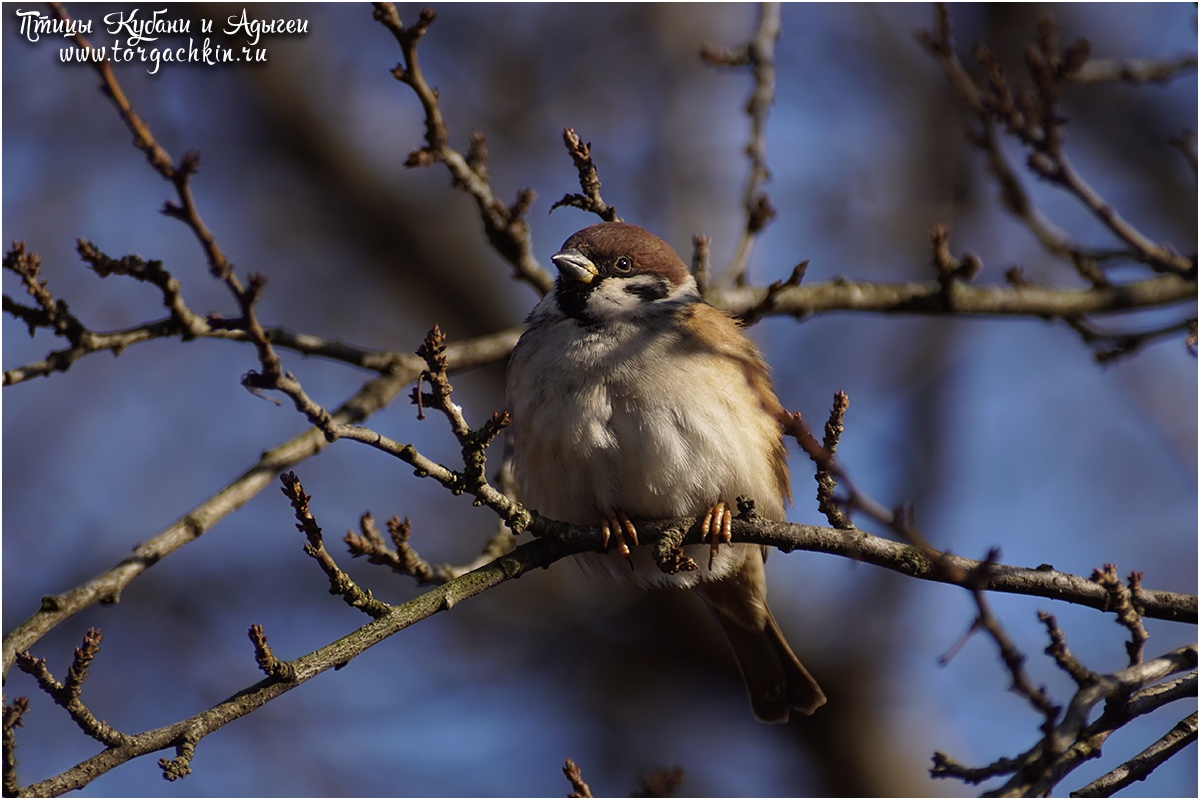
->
(701, 501), (733, 570)
(600, 511), (639, 565)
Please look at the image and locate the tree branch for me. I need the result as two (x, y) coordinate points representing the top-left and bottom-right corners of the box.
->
(1069, 54), (1198, 85)
(1072, 711), (1198, 797)
(704, 272), (1195, 319)
(1, 327), (520, 679)
(371, 2), (551, 294)
(550, 128), (620, 221)
(13, 506), (1194, 794)
(920, 5), (1196, 277)
(12, 527), (583, 797)
(701, 1), (782, 287)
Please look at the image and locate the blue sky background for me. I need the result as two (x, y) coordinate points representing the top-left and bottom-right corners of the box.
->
(3, 2), (1196, 797)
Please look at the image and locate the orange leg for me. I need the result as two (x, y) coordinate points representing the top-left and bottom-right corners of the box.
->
(700, 501), (733, 569)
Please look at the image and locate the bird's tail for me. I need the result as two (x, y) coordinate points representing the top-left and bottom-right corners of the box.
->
(695, 550), (826, 723)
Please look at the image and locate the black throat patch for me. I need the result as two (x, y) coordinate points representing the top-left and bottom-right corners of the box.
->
(555, 277), (598, 324)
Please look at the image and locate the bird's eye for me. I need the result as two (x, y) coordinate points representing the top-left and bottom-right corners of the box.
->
(614, 256), (633, 273)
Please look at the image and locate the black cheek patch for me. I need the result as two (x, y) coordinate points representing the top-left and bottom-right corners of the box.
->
(625, 277), (670, 302)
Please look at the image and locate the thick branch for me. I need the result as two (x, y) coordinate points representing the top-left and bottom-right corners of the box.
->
(680, 517), (1196, 623)
(1072, 712), (1199, 797)
(705, 273), (1195, 319)
(14, 264), (1189, 388)
(14, 514), (1195, 794)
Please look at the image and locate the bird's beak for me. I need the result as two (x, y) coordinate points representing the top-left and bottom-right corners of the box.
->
(551, 248), (598, 284)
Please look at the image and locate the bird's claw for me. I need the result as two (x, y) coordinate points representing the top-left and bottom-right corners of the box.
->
(701, 501), (733, 570)
(601, 511), (639, 566)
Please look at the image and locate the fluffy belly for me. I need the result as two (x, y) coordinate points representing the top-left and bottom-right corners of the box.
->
(512, 384), (779, 588)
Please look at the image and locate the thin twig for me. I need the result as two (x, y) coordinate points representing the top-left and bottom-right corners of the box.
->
(3, 696), (29, 796)
(933, 642), (1198, 795)
(919, 5), (1196, 279)
(2, 327), (521, 679)
(344, 513), (450, 584)
(1091, 565), (1150, 666)
(990, 645), (1198, 796)
(563, 758), (594, 798)
(809, 392), (853, 530)
(242, 325), (526, 530)
(371, 2), (551, 294)
(248, 624), (297, 682)
(2, 238), (521, 384)
(280, 473), (392, 619)
(1039, 611), (1097, 686)
(703, 2), (782, 287)
(13, 629), (129, 749)
(550, 128), (620, 221)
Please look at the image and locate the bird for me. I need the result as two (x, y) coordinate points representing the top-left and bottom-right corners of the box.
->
(506, 221), (826, 723)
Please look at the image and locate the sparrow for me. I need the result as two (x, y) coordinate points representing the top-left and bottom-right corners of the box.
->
(506, 221), (826, 722)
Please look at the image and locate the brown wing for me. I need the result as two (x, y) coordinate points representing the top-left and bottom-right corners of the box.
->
(680, 302), (791, 509)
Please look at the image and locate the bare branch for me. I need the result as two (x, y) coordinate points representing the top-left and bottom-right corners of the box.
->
(280, 472), (392, 619)
(1069, 54), (1198, 85)
(704, 271), (1196, 320)
(1040, 611), (1098, 686)
(1092, 565), (1151, 665)
(735, 261), (807, 326)
(1066, 315), (1198, 366)
(2, 327), (521, 679)
(994, 645), (1198, 796)
(703, 2), (782, 287)
(2, 238), (521, 384)
(1028, 149), (1194, 275)
(563, 758), (594, 798)
(551, 516), (1196, 624)
(1073, 712), (1199, 797)
(14, 528), (587, 796)
(237, 324), (527, 533)
(809, 392), (853, 530)
(13, 629), (129, 749)
(248, 624), (298, 683)
(3, 696), (29, 796)
(344, 514), (451, 584)
(928, 7), (1194, 277)
(550, 128), (620, 222)
(952, 561), (1061, 731)
(933, 571), (1196, 799)
(12, 507), (1194, 794)
(371, 2), (551, 294)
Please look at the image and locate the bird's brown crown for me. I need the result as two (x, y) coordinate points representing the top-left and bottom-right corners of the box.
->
(560, 222), (691, 286)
